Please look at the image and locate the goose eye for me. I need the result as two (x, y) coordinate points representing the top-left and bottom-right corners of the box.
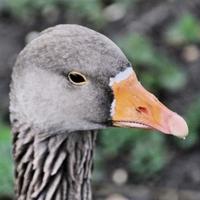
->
(67, 71), (87, 85)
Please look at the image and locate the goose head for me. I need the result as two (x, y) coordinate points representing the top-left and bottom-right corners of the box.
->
(10, 24), (188, 138)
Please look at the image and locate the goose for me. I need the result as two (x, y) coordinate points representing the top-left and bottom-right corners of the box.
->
(9, 24), (188, 200)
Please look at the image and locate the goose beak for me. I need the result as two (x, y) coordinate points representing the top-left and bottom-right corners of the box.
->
(109, 68), (188, 138)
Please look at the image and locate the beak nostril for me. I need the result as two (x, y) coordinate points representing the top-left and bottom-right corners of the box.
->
(136, 106), (148, 114)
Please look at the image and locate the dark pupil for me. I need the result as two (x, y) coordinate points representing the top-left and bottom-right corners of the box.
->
(69, 73), (85, 83)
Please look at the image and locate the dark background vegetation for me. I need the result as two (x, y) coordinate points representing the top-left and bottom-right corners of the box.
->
(0, 0), (200, 199)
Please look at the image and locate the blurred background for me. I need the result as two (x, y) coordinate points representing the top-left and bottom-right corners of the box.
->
(0, 0), (200, 199)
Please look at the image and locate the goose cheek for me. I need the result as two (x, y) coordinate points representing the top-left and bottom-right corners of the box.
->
(109, 67), (188, 139)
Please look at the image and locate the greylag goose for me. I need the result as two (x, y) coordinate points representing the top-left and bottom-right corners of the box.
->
(9, 24), (188, 200)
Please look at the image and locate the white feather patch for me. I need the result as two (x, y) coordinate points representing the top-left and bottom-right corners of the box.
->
(109, 67), (133, 87)
(109, 67), (133, 117)
(110, 99), (116, 117)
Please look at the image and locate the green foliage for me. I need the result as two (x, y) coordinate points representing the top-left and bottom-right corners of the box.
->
(130, 132), (167, 176)
(0, 123), (10, 140)
(174, 97), (200, 149)
(67, 0), (104, 27)
(5, 0), (56, 17)
(0, 123), (13, 196)
(100, 128), (137, 157)
(4, 0), (105, 26)
(117, 33), (186, 91)
(97, 128), (168, 178)
(165, 14), (200, 45)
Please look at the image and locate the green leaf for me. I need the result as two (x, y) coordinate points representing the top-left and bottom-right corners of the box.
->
(166, 14), (200, 45)
(100, 128), (138, 157)
(159, 66), (186, 91)
(0, 122), (13, 196)
(130, 132), (167, 177)
(0, 123), (11, 141)
(117, 33), (187, 91)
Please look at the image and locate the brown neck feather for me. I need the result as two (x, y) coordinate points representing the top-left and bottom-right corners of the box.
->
(12, 121), (97, 200)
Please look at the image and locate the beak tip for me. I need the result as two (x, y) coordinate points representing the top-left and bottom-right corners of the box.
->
(168, 113), (189, 139)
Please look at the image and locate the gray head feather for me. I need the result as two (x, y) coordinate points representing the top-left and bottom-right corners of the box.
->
(10, 24), (129, 135)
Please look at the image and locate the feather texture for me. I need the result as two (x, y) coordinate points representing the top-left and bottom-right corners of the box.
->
(12, 120), (97, 200)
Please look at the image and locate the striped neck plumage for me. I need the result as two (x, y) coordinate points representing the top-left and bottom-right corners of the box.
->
(12, 120), (97, 200)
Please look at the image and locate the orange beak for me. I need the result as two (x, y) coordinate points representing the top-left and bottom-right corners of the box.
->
(110, 68), (188, 138)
